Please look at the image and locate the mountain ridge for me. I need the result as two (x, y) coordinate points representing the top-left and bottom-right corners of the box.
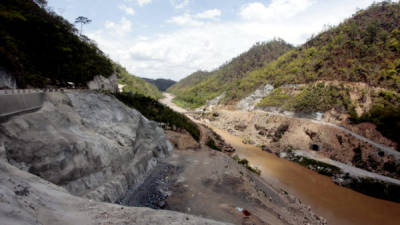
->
(168, 39), (294, 108)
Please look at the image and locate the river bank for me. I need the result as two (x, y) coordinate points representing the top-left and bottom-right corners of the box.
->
(160, 92), (400, 225)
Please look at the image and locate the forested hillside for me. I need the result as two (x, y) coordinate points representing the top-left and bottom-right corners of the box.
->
(167, 70), (211, 93)
(168, 39), (293, 108)
(231, 2), (400, 146)
(0, 0), (113, 88)
(141, 78), (176, 91)
(228, 1), (400, 102)
(114, 63), (163, 99)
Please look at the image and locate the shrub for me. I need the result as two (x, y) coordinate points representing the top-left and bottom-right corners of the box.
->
(232, 155), (261, 175)
(206, 138), (221, 151)
(114, 92), (200, 141)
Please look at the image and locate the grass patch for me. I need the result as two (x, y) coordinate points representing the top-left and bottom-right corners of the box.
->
(345, 177), (400, 203)
(114, 92), (200, 141)
(295, 156), (342, 176)
(350, 90), (400, 150)
(232, 155), (261, 175)
(206, 138), (221, 151)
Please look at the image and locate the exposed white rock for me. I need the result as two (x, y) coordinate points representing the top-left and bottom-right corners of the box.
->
(0, 91), (172, 203)
(0, 68), (16, 89)
(0, 161), (230, 225)
(87, 74), (118, 93)
(236, 84), (274, 111)
(196, 92), (226, 112)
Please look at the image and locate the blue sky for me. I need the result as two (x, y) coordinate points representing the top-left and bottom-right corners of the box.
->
(47, 0), (384, 80)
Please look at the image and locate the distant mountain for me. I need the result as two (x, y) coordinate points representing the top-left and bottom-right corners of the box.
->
(114, 63), (163, 99)
(141, 78), (176, 91)
(167, 70), (211, 94)
(228, 1), (400, 103)
(170, 1), (400, 146)
(168, 39), (294, 109)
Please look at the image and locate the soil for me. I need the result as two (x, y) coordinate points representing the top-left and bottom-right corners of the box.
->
(121, 128), (326, 225)
(194, 109), (400, 180)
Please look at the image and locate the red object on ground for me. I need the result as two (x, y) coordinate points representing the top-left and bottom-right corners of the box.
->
(242, 209), (251, 217)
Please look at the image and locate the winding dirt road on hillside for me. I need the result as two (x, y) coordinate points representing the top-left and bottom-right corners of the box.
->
(160, 93), (400, 225)
(262, 110), (400, 159)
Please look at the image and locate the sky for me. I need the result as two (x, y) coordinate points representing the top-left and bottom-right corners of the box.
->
(46, 0), (383, 81)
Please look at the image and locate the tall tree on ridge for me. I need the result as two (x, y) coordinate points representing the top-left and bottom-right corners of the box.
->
(75, 16), (91, 35)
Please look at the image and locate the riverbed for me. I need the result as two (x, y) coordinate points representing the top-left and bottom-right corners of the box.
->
(161, 93), (400, 225)
(211, 127), (400, 225)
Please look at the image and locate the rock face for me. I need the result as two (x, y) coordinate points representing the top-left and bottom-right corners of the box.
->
(236, 84), (273, 111)
(0, 68), (16, 89)
(0, 159), (229, 225)
(0, 91), (172, 203)
(196, 92), (226, 112)
(87, 74), (118, 93)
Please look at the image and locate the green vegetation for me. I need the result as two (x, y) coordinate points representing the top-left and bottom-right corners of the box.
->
(257, 87), (291, 108)
(142, 78), (176, 92)
(258, 83), (353, 113)
(206, 138), (221, 151)
(114, 63), (162, 99)
(345, 177), (400, 203)
(114, 92), (200, 141)
(296, 156), (342, 177)
(230, 2), (400, 101)
(168, 70), (211, 94)
(0, 0), (114, 87)
(168, 39), (294, 109)
(351, 90), (400, 149)
(232, 155), (261, 175)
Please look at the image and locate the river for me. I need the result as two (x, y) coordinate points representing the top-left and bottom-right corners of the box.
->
(212, 127), (400, 225)
(161, 93), (400, 225)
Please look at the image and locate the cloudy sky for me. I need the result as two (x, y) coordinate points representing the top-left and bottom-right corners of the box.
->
(47, 0), (381, 80)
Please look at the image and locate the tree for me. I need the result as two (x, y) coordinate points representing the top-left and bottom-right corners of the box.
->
(75, 16), (91, 35)
(33, 0), (47, 8)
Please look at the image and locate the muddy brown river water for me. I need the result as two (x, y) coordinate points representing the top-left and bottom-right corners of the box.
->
(211, 127), (400, 225)
(161, 94), (400, 225)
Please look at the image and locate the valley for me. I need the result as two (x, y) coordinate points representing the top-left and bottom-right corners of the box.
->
(1, 1), (400, 225)
(161, 92), (400, 225)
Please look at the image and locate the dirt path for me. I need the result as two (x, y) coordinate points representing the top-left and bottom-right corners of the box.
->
(160, 93), (187, 113)
(262, 110), (400, 159)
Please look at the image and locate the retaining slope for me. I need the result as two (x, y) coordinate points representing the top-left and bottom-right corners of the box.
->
(0, 91), (44, 117)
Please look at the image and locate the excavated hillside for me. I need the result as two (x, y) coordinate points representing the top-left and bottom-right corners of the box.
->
(0, 91), (326, 225)
(0, 91), (172, 202)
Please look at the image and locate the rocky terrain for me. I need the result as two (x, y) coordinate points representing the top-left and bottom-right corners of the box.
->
(121, 126), (326, 225)
(0, 90), (327, 225)
(195, 110), (400, 179)
(0, 158), (228, 225)
(0, 91), (172, 203)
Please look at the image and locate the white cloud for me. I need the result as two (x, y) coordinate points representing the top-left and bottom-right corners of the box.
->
(119, 5), (135, 16)
(167, 9), (221, 26)
(195, 9), (221, 20)
(167, 13), (204, 26)
(171, 0), (189, 9)
(89, 0), (378, 80)
(137, 0), (152, 7)
(240, 0), (316, 21)
(104, 17), (132, 36)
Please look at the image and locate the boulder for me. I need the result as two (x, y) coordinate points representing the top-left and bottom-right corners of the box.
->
(87, 74), (118, 93)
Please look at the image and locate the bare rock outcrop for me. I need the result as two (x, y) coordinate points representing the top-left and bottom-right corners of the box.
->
(0, 91), (172, 203)
(236, 84), (273, 111)
(0, 158), (229, 225)
(0, 67), (16, 89)
(87, 74), (118, 92)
